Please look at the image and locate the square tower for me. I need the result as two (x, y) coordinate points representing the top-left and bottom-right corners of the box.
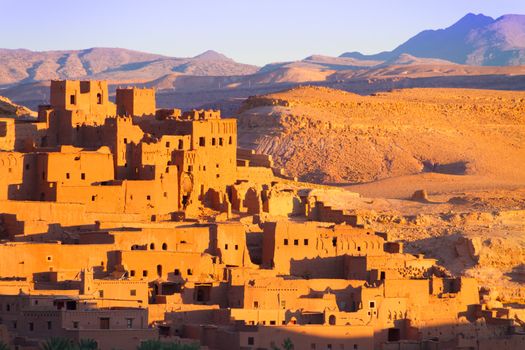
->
(116, 88), (156, 117)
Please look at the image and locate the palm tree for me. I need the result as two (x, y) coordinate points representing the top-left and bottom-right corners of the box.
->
(40, 338), (74, 350)
(0, 341), (9, 350)
(77, 339), (98, 350)
(282, 338), (294, 350)
(137, 340), (199, 350)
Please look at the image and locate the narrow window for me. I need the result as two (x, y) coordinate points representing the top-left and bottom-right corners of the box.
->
(219, 137), (224, 146)
(130, 290), (136, 296)
(304, 239), (309, 245)
(81, 173), (86, 180)
(47, 321), (52, 330)
(228, 136), (232, 145)
(165, 141), (170, 148)
(253, 301), (259, 308)
(284, 239), (288, 246)
(66, 173), (70, 179)
(146, 195), (151, 200)
(99, 290), (104, 298)
(130, 270), (135, 277)
(174, 269), (180, 276)
(212, 138), (216, 146)
(248, 337), (254, 345)
(178, 139), (183, 149)
(142, 270), (148, 277)
(73, 321), (79, 329)
(224, 244), (228, 250)
(124, 138), (128, 144)
(70, 95), (76, 105)
(294, 239), (299, 246)
(235, 244), (239, 250)
(162, 243), (167, 250)
(332, 237), (337, 247)
(187, 269), (193, 275)
(126, 318), (133, 329)
(97, 93), (102, 104)
(29, 322), (34, 331)
(199, 137), (205, 146)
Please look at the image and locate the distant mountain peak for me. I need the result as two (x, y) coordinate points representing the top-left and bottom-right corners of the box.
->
(340, 13), (525, 66)
(192, 50), (231, 61)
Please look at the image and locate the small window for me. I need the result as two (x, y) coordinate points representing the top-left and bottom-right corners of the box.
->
(162, 243), (167, 250)
(70, 94), (76, 105)
(188, 165), (193, 172)
(99, 290), (104, 298)
(270, 320), (276, 325)
(91, 195), (96, 202)
(357, 246), (361, 252)
(328, 345), (332, 350)
(142, 270), (148, 277)
(253, 301), (259, 308)
(174, 269), (180, 276)
(29, 322), (34, 331)
(165, 141), (170, 148)
(332, 237), (337, 247)
(97, 93), (102, 104)
(199, 137), (205, 146)
(248, 337), (254, 346)
(293, 239), (299, 246)
(47, 321), (52, 330)
(130, 290), (136, 296)
(66, 173), (70, 179)
(81, 173), (86, 180)
(369, 301), (375, 308)
(284, 239), (288, 246)
(73, 321), (79, 329)
(212, 138), (216, 146)
(126, 318), (133, 329)
(228, 136), (232, 145)
(124, 138), (128, 144)
(130, 270), (135, 277)
(354, 345), (358, 350)
(219, 137), (224, 146)
(178, 140), (183, 149)
(187, 269), (193, 275)
(304, 239), (309, 245)
(146, 195), (151, 200)
(25, 164), (30, 170)
(311, 344), (316, 350)
(47, 256), (52, 261)
(235, 244), (239, 250)
(12, 321), (17, 329)
(150, 243), (155, 250)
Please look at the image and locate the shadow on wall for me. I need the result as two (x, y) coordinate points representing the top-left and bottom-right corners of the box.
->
(157, 310), (525, 350)
(289, 256), (346, 279)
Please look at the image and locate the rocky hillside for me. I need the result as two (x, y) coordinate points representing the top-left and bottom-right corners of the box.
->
(237, 86), (525, 185)
(0, 95), (35, 117)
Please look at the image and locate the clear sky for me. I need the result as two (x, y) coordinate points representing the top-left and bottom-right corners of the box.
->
(1, 0), (525, 66)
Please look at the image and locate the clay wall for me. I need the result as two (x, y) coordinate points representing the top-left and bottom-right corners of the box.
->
(116, 88), (156, 117)
(116, 250), (217, 282)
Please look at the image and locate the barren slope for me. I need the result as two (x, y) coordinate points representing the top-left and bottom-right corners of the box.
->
(237, 86), (525, 190)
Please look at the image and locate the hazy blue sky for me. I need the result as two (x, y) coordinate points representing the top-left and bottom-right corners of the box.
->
(1, 0), (525, 65)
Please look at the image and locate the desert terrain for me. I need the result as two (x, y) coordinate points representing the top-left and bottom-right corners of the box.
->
(237, 85), (525, 303)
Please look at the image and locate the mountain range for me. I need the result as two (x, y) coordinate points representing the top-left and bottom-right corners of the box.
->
(2, 13), (525, 112)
